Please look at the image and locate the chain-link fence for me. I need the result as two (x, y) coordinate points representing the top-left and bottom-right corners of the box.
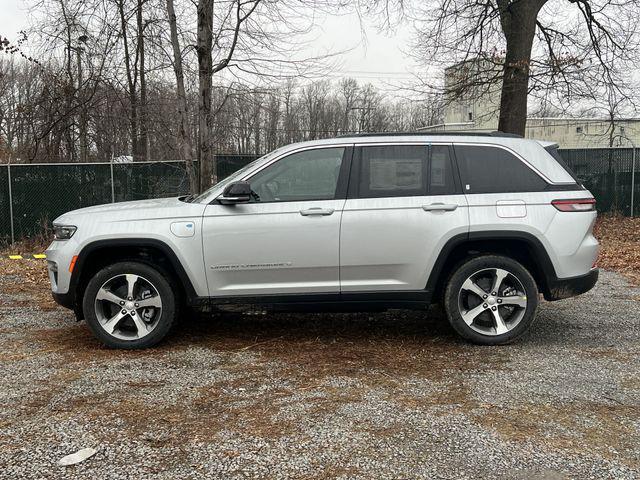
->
(0, 156), (258, 244)
(559, 148), (638, 216)
(215, 154), (259, 179)
(0, 149), (636, 245)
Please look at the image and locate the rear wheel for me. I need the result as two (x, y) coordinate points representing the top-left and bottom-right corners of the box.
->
(82, 261), (177, 349)
(444, 255), (538, 345)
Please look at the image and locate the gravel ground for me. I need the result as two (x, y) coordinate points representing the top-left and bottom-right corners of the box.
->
(0, 265), (639, 480)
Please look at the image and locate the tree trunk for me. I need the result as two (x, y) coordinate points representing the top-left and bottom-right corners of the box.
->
(118, 0), (139, 161)
(137, 0), (149, 162)
(197, 0), (215, 191)
(77, 48), (88, 162)
(497, 0), (546, 136)
(166, 0), (198, 193)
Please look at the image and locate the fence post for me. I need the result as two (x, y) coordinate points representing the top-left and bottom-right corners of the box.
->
(110, 153), (115, 203)
(7, 157), (15, 244)
(632, 146), (636, 217)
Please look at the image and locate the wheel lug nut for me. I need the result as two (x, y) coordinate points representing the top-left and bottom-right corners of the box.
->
(134, 303), (139, 307)
(492, 292), (496, 296)
(497, 299), (502, 304)
(131, 311), (136, 316)
(483, 303), (488, 308)
(128, 297), (132, 301)
(121, 309), (126, 314)
(119, 301), (124, 305)
(483, 294), (488, 299)
(492, 306), (497, 311)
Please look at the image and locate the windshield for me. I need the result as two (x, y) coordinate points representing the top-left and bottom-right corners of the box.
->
(191, 148), (284, 203)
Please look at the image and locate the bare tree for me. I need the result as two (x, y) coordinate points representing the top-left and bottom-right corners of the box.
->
(191, 0), (343, 189)
(363, 0), (640, 135)
(166, 0), (196, 191)
(3, 0), (438, 169)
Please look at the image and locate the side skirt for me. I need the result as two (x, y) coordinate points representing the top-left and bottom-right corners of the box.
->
(203, 290), (434, 313)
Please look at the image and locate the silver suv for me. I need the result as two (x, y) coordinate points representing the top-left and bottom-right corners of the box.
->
(46, 133), (599, 349)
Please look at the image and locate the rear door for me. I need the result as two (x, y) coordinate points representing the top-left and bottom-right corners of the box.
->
(202, 146), (351, 296)
(339, 143), (469, 292)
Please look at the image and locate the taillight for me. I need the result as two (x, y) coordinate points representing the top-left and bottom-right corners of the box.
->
(551, 198), (596, 212)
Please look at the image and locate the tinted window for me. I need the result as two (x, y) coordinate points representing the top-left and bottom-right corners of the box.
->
(356, 145), (457, 198)
(249, 147), (344, 202)
(455, 145), (547, 193)
(544, 145), (581, 183)
(429, 145), (458, 195)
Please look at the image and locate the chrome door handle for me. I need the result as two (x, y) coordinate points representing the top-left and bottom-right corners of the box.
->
(422, 203), (458, 212)
(299, 207), (335, 216)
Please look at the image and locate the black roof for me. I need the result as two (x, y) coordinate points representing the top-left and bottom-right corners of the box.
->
(338, 131), (522, 139)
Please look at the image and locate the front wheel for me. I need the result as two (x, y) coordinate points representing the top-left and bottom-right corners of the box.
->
(444, 255), (538, 345)
(82, 261), (178, 349)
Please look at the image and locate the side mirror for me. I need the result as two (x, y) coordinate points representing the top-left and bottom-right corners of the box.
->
(218, 181), (252, 205)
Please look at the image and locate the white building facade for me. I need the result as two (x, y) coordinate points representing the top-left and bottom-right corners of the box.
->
(421, 61), (640, 149)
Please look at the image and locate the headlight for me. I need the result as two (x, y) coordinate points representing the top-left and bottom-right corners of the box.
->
(53, 225), (77, 240)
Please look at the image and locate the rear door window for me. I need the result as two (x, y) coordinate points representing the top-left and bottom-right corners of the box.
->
(428, 145), (458, 195)
(454, 145), (548, 193)
(354, 144), (459, 198)
(358, 145), (427, 198)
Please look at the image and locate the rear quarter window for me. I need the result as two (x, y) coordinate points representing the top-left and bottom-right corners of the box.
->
(454, 145), (548, 194)
(544, 145), (581, 183)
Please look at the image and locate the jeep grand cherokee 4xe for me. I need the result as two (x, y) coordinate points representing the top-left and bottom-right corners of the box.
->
(46, 133), (599, 349)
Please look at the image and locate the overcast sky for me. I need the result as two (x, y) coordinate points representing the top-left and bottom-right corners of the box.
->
(0, 0), (419, 90)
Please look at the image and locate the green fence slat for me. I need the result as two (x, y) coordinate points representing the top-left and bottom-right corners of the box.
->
(0, 156), (258, 245)
(0, 166), (10, 243)
(10, 163), (112, 239)
(6, 149), (635, 245)
(216, 154), (259, 179)
(560, 147), (638, 216)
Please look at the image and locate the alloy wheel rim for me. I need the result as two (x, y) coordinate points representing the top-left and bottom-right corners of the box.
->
(94, 274), (163, 340)
(457, 267), (528, 336)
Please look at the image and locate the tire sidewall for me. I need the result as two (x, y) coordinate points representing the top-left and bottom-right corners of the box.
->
(444, 255), (539, 345)
(83, 261), (177, 349)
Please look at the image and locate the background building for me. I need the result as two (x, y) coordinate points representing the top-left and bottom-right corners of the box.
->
(421, 60), (640, 149)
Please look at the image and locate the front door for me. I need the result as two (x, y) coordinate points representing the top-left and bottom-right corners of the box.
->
(202, 146), (351, 297)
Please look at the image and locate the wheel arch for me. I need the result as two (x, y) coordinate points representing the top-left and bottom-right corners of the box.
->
(70, 238), (201, 318)
(426, 231), (557, 302)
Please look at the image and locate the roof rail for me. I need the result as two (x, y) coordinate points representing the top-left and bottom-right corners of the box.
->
(337, 131), (523, 139)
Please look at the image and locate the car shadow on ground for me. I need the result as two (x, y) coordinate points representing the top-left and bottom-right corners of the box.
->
(174, 307), (454, 347)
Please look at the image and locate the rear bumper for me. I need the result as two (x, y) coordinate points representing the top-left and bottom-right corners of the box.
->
(544, 268), (599, 301)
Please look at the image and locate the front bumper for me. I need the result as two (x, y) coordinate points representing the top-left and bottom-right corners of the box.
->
(52, 291), (84, 320)
(52, 291), (75, 310)
(544, 268), (599, 301)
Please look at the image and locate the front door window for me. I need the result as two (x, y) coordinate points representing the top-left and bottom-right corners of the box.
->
(248, 147), (345, 203)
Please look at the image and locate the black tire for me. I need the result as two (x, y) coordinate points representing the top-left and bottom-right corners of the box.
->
(444, 255), (538, 345)
(82, 261), (178, 349)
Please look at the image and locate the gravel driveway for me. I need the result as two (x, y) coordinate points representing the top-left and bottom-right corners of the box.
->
(0, 265), (638, 479)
